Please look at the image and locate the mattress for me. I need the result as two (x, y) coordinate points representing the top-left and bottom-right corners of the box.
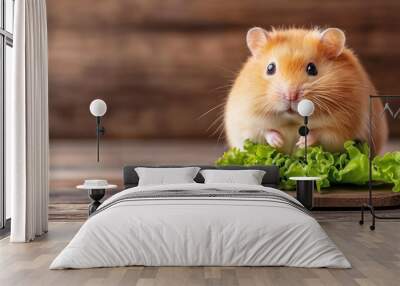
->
(50, 183), (350, 269)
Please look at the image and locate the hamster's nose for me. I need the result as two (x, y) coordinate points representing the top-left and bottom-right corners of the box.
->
(285, 90), (300, 102)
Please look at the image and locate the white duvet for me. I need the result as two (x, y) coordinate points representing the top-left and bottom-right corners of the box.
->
(50, 183), (350, 269)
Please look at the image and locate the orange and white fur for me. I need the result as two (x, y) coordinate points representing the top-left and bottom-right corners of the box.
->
(224, 27), (388, 154)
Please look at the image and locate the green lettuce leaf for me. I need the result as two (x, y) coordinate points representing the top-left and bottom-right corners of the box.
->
(215, 140), (400, 192)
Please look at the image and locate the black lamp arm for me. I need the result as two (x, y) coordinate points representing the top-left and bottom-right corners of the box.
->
(96, 117), (105, 135)
(304, 116), (308, 164)
(96, 116), (105, 162)
(298, 116), (309, 164)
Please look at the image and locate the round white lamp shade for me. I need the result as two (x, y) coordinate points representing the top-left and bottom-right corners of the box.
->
(297, 99), (315, 117)
(90, 99), (107, 117)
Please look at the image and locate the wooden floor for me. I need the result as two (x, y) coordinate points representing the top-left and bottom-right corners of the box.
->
(49, 139), (400, 221)
(49, 139), (400, 196)
(1, 219), (400, 286)
(49, 139), (225, 220)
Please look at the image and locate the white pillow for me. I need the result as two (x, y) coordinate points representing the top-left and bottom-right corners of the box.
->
(135, 167), (200, 186)
(200, 169), (266, 185)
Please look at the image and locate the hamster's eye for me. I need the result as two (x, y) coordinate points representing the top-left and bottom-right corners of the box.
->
(306, 63), (318, 76)
(266, 63), (276, 75)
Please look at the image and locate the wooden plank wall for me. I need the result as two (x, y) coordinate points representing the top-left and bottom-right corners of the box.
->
(47, 0), (400, 139)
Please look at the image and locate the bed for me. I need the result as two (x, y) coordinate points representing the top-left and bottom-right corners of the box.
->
(50, 165), (350, 269)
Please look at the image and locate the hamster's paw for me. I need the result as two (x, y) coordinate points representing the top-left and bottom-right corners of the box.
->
(296, 132), (318, 148)
(265, 130), (284, 148)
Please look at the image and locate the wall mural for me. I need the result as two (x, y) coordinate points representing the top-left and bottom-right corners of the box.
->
(46, 1), (400, 218)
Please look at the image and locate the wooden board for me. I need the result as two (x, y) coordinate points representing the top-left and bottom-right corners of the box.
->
(287, 186), (400, 208)
(47, 0), (400, 139)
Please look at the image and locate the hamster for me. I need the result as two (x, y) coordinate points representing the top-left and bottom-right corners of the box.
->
(224, 27), (388, 154)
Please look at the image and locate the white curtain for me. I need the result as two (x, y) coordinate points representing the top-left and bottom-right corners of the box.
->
(8, 0), (49, 242)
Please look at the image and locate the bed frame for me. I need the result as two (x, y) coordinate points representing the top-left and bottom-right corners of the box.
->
(123, 165), (280, 189)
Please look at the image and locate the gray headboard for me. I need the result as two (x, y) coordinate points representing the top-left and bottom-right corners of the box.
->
(123, 165), (280, 189)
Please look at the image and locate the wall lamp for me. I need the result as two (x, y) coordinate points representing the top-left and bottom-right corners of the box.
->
(297, 99), (315, 163)
(89, 99), (107, 162)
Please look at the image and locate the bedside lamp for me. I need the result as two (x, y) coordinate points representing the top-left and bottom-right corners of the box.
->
(89, 99), (107, 162)
(297, 99), (315, 163)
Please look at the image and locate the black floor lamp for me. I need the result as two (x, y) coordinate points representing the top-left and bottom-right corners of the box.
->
(360, 95), (400, 230)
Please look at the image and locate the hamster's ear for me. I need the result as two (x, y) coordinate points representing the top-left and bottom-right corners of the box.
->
(320, 28), (346, 58)
(247, 27), (269, 57)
